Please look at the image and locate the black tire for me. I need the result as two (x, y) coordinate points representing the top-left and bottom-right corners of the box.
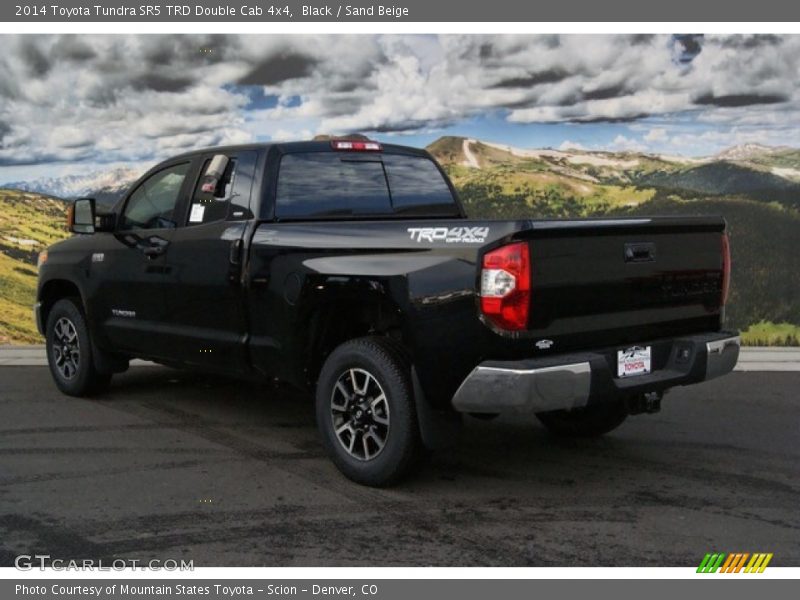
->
(45, 298), (112, 397)
(316, 337), (421, 486)
(536, 399), (628, 438)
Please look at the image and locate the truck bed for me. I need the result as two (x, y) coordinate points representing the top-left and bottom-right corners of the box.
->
(246, 215), (728, 405)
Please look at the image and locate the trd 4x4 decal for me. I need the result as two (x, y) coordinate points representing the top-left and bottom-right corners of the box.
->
(407, 226), (489, 244)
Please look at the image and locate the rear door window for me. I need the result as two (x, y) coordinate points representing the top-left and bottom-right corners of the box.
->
(186, 157), (238, 225)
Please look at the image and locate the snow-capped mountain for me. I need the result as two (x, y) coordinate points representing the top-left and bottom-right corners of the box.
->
(5, 167), (142, 201)
(714, 143), (786, 161)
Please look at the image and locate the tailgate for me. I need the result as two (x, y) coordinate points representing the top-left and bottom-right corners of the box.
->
(519, 216), (727, 349)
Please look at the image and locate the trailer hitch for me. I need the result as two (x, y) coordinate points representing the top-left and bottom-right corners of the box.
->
(627, 391), (663, 415)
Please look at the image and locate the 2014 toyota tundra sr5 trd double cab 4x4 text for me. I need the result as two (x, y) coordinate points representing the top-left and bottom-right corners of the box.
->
(36, 139), (740, 486)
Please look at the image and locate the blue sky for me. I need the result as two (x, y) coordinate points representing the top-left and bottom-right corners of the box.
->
(2, 34), (800, 184)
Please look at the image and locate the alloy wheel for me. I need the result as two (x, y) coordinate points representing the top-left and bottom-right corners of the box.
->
(330, 368), (390, 461)
(52, 317), (80, 380)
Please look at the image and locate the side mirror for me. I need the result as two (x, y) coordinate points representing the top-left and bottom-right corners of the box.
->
(68, 198), (96, 234)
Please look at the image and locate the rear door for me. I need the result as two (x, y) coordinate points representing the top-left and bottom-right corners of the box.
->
(159, 150), (259, 373)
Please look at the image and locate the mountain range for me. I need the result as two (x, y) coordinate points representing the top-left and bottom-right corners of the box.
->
(426, 136), (800, 211)
(4, 166), (142, 207)
(428, 136), (800, 175)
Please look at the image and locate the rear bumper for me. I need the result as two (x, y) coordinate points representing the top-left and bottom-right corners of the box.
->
(451, 331), (740, 414)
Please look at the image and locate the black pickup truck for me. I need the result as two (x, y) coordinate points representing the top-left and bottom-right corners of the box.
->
(36, 139), (740, 485)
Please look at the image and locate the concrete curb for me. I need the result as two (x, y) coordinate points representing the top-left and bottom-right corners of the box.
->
(0, 345), (153, 367)
(1, 345), (799, 371)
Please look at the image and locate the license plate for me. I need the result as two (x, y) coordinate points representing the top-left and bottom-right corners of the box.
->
(617, 346), (652, 378)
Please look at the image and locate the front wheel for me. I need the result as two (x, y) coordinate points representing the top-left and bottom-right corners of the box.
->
(46, 298), (112, 397)
(316, 337), (421, 486)
(536, 399), (628, 438)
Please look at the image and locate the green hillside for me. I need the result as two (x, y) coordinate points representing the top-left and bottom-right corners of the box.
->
(746, 148), (800, 170)
(635, 162), (800, 208)
(0, 189), (69, 343)
(451, 163), (656, 218)
(432, 136), (800, 211)
(613, 193), (800, 332)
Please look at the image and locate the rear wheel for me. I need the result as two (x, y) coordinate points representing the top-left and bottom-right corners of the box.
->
(536, 399), (628, 438)
(316, 337), (421, 486)
(46, 298), (112, 397)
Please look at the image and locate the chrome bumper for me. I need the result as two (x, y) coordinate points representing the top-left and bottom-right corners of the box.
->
(452, 333), (740, 414)
(705, 335), (741, 380)
(452, 362), (592, 414)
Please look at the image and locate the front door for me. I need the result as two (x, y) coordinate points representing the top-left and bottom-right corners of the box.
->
(92, 161), (193, 358)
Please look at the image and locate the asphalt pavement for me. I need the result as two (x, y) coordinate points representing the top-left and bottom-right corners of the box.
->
(0, 366), (798, 567)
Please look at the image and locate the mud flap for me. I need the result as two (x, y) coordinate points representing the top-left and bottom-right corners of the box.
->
(91, 339), (129, 375)
(412, 366), (462, 450)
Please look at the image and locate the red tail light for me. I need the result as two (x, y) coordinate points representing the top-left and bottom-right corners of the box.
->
(331, 140), (382, 151)
(480, 241), (531, 331)
(721, 233), (731, 306)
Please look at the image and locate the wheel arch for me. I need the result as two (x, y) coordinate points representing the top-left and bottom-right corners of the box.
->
(39, 278), (86, 328)
(39, 278), (128, 375)
(301, 287), (461, 452)
(303, 286), (408, 387)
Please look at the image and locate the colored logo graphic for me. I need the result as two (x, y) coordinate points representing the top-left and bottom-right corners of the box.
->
(697, 553), (773, 573)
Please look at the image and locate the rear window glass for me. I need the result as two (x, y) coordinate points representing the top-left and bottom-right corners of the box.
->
(382, 154), (456, 213)
(276, 153), (392, 218)
(275, 152), (458, 219)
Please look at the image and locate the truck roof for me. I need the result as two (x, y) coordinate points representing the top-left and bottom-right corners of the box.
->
(165, 140), (431, 162)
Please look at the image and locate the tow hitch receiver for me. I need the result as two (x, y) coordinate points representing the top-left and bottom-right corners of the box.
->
(627, 391), (663, 415)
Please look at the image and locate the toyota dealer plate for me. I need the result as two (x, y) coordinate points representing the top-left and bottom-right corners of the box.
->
(617, 346), (652, 378)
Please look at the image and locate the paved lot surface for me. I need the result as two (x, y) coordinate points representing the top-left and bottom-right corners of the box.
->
(0, 367), (798, 567)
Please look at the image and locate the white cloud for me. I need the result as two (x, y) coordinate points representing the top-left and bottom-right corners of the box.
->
(644, 128), (668, 142)
(611, 134), (647, 152)
(271, 128), (314, 141)
(2, 34), (800, 168)
(666, 127), (800, 152)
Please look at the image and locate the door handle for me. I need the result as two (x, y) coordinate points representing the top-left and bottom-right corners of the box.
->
(229, 239), (243, 265)
(624, 242), (656, 263)
(142, 245), (165, 258)
(227, 239), (244, 284)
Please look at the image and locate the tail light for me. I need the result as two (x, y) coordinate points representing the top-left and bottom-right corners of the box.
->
(331, 140), (382, 151)
(721, 233), (731, 306)
(480, 241), (531, 331)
